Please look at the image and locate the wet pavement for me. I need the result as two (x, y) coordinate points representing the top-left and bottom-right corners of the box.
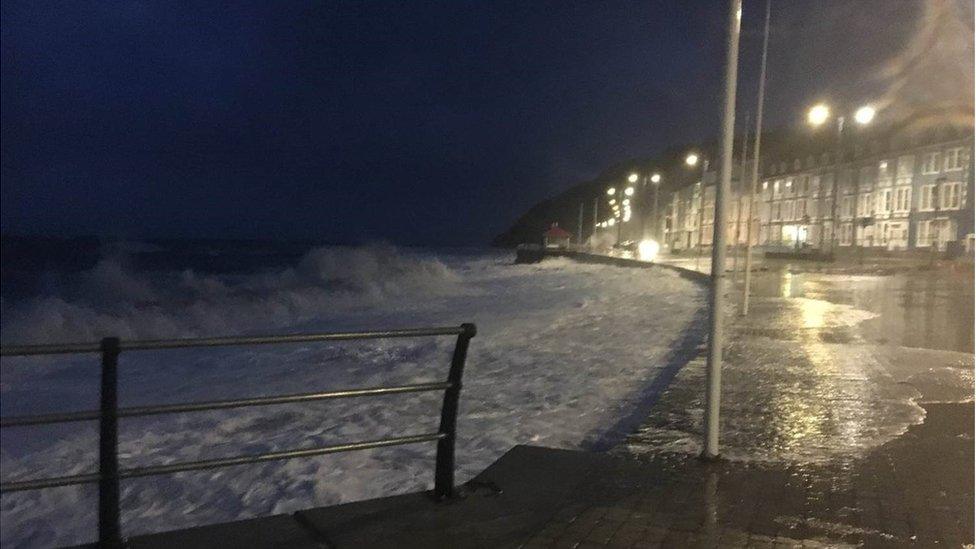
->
(614, 262), (974, 546)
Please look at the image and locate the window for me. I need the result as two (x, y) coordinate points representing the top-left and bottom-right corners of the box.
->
(785, 178), (793, 194)
(878, 160), (891, 179)
(773, 201), (782, 221)
(920, 184), (936, 211)
(944, 147), (967, 171)
(858, 193), (873, 217)
(840, 223), (853, 245)
(797, 198), (807, 219)
(806, 156), (815, 168)
(896, 155), (914, 177)
(859, 166), (874, 186)
(922, 152), (940, 174)
(793, 159), (801, 170)
(877, 189), (892, 213)
(842, 196), (854, 218)
(810, 175), (821, 196)
(917, 220), (932, 247)
(779, 162), (787, 173)
(821, 174), (833, 196)
(784, 200), (795, 220)
(894, 186), (911, 213)
(940, 182), (962, 209)
(773, 180), (781, 197)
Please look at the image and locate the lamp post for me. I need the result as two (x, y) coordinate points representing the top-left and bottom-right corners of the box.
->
(807, 102), (876, 253)
(742, 0), (770, 317)
(702, 0), (742, 461)
(686, 153), (710, 271)
(651, 173), (662, 241)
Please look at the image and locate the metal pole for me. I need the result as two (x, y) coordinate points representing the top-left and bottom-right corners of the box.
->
(653, 182), (660, 241)
(98, 337), (122, 546)
(696, 159), (710, 271)
(593, 197), (599, 249)
(433, 323), (475, 499)
(829, 116), (845, 253)
(703, 0), (741, 460)
(742, 0), (770, 317)
(733, 112), (751, 278)
(577, 202), (584, 247)
(638, 176), (646, 241)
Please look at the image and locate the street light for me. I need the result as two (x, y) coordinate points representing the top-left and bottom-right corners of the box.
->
(607, 187), (616, 196)
(807, 103), (830, 126)
(628, 173), (639, 183)
(854, 105), (876, 125)
(685, 152), (710, 270)
(624, 187), (634, 196)
(805, 102), (877, 251)
(650, 173), (661, 184)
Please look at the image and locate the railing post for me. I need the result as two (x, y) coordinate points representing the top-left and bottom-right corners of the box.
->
(433, 323), (475, 499)
(98, 337), (122, 547)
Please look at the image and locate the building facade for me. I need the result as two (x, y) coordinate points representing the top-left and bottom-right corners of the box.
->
(660, 134), (974, 254)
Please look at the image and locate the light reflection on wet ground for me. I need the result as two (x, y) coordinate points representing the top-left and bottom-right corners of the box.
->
(623, 266), (974, 464)
(744, 267), (974, 354)
(611, 264), (974, 545)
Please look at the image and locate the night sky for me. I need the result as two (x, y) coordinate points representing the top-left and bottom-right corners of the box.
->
(1, 1), (966, 245)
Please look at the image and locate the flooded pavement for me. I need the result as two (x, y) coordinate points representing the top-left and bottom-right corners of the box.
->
(606, 264), (974, 546)
(623, 264), (974, 463)
(742, 267), (974, 354)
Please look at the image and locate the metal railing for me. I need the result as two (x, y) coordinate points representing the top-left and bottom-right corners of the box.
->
(0, 323), (476, 547)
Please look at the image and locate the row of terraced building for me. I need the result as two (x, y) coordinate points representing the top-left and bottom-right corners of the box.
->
(656, 126), (974, 255)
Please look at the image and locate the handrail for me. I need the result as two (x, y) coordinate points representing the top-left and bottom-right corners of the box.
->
(0, 324), (476, 547)
(0, 381), (453, 427)
(0, 326), (467, 356)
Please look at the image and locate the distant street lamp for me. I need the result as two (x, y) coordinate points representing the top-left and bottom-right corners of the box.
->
(685, 153), (700, 167)
(628, 173), (639, 183)
(854, 105), (876, 126)
(607, 187), (616, 196)
(807, 103), (830, 126)
(624, 187), (634, 196)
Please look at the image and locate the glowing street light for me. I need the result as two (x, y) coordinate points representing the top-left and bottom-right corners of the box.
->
(650, 173), (661, 184)
(624, 187), (634, 196)
(628, 173), (639, 183)
(854, 105), (876, 125)
(637, 239), (660, 261)
(685, 153), (699, 167)
(606, 187), (616, 196)
(807, 103), (830, 126)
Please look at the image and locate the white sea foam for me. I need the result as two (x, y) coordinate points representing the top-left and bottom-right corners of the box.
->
(0, 247), (706, 547)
